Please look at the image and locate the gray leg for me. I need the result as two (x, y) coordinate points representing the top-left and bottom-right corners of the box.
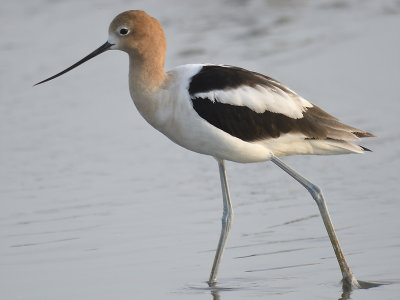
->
(208, 159), (234, 286)
(270, 156), (359, 289)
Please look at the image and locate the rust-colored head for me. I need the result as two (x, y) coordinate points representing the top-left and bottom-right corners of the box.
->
(35, 10), (166, 86)
(108, 10), (166, 58)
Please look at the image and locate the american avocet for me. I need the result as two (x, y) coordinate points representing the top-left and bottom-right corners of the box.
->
(35, 10), (374, 289)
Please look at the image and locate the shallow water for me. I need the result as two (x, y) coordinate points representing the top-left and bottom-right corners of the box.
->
(1, 0), (400, 299)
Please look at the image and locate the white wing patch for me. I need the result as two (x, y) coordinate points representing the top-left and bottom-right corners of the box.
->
(193, 84), (313, 119)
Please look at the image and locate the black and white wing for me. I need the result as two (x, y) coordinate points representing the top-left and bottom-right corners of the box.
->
(188, 65), (373, 143)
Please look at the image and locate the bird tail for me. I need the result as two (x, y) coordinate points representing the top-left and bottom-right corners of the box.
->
(307, 139), (371, 155)
(302, 105), (375, 154)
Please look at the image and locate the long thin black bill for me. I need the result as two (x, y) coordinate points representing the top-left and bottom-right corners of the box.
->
(34, 41), (114, 86)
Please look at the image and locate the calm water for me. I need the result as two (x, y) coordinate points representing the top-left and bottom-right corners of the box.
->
(1, 0), (400, 299)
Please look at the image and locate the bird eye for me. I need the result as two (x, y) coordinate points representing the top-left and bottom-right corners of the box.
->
(119, 27), (129, 35)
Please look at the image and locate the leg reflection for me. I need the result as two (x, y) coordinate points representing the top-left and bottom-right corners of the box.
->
(211, 289), (220, 300)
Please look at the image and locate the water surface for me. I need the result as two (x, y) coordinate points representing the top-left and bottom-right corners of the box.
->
(1, 0), (400, 299)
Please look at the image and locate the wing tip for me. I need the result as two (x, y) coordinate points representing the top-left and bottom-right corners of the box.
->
(360, 145), (373, 152)
(353, 131), (376, 138)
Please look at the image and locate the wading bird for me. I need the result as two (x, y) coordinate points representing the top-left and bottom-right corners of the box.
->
(36, 10), (374, 289)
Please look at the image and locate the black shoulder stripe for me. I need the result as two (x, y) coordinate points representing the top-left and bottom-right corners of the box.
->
(188, 65), (290, 95)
